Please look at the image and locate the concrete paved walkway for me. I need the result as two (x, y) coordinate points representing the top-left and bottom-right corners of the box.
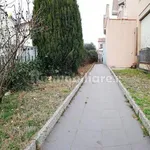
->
(42, 64), (150, 150)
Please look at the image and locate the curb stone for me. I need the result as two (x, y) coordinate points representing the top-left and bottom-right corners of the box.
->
(108, 67), (150, 136)
(139, 110), (150, 135)
(24, 64), (95, 150)
(24, 140), (36, 150)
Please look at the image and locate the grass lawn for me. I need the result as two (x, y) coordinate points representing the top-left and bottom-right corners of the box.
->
(114, 69), (150, 120)
(0, 64), (93, 150)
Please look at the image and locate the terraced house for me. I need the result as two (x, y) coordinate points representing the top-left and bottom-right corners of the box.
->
(103, 0), (150, 70)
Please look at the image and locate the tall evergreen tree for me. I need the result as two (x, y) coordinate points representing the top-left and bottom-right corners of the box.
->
(33, 0), (84, 75)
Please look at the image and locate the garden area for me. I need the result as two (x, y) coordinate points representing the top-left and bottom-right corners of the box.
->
(114, 69), (150, 120)
(0, 0), (98, 149)
(0, 64), (93, 150)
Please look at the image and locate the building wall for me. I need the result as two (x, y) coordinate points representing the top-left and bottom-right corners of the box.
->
(137, 0), (150, 69)
(106, 19), (137, 68)
(98, 41), (103, 50)
(97, 40), (105, 63)
(0, 9), (16, 56)
(20, 23), (33, 47)
(114, 0), (139, 19)
(138, 0), (150, 52)
(103, 42), (107, 65)
(125, 0), (139, 19)
(141, 13), (150, 49)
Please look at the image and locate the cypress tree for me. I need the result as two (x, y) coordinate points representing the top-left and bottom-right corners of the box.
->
(33, 0), (84, 75)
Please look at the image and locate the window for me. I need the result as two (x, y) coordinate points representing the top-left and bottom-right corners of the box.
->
(100, 44), (103, 49)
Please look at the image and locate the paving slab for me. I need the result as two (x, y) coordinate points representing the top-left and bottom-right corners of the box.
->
(42, 64), (150, 150)
(103, 145), (132, 150)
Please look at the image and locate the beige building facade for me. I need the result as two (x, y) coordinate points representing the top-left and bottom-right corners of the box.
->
(104, 0), (150, 69)
(104, 1), (138, 68)
(106, 19), (137, 68)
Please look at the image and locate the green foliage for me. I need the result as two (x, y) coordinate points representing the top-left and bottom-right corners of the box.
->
(82, 50), (98, 64)
(84, 42), (96, 51)
(8, 59), (42, 91)
(114, 69), (150, 120)
(33, 0), (84, 75)
(0, 93), (18, 121)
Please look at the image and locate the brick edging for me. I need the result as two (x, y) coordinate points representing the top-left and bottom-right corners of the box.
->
(24, 64), (95, 150)
(108, 67), (150, 135)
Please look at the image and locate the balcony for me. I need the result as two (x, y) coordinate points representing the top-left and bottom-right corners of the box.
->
(118, 0), (125, 6)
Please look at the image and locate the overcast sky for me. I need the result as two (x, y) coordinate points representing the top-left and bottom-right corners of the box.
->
(77, 0), (113, 48)
(6, 0), (113, 49)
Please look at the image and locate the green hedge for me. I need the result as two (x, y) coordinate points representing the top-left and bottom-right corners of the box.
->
(82, 50), (98, 64)
(8, 59), (42, 91)
(33, 0), (84, 75)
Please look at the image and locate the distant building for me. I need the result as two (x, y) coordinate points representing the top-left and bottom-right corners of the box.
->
(0, 7), (36, 62)
(97, 38), (105, 63)
(0, 8), (16, 56)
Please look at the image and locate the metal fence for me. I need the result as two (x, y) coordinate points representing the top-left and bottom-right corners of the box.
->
(16, 46), (38, 62)
(139, 47), (150, 64)
(0, 46), (38, 70)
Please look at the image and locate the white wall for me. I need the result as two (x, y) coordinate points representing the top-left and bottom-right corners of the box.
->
(0, 9), (16, 56)
(20, 23), (33, 47)
(141, 13), (150, 49)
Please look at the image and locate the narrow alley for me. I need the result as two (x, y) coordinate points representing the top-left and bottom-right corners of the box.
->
(42, 64), (150, 150)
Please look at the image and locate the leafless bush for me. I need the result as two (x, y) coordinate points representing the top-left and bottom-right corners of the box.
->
(0, 0), (44, 100)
